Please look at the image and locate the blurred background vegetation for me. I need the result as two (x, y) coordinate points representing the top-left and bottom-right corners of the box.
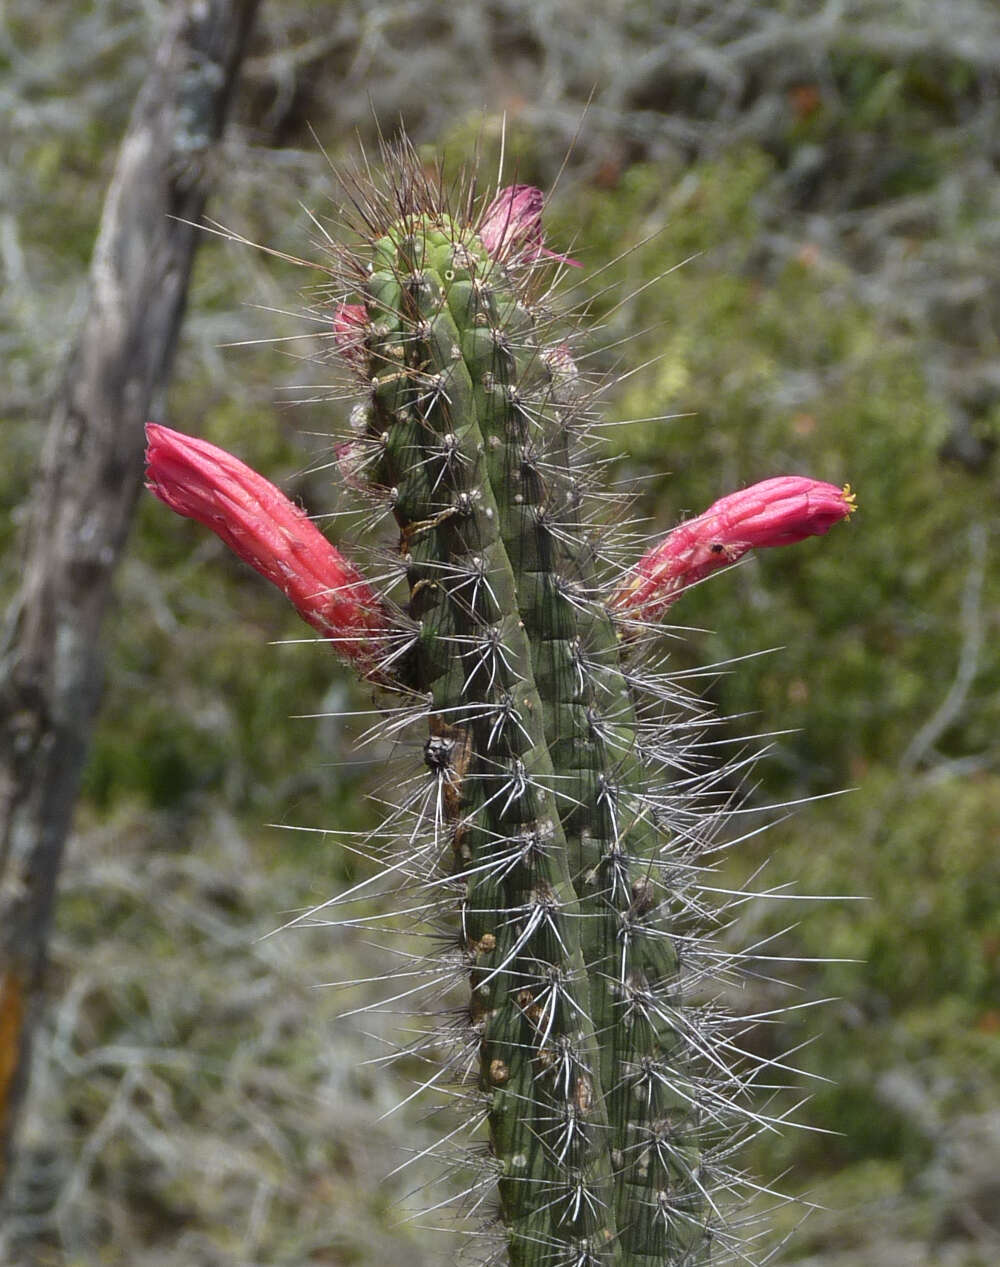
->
(2, 0), (998, 1263)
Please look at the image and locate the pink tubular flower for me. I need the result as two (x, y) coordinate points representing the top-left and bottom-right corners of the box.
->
(479, 185), (581, 267)
(145, 423), (388, 675)
(611, 476), (856, 624)
(332, 302), (369, 372)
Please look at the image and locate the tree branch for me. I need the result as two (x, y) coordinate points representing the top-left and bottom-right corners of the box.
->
(0, 0), (259, 1195)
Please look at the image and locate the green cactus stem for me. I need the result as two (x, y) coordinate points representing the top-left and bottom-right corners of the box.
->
(146, 138), (856, 1267)
(336, 156), (725, 1266)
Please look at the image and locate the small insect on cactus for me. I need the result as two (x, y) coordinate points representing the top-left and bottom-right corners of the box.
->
(147, 140), (854, 1266)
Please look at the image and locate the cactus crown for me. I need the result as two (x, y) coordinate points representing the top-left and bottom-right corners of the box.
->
(148, 137), (854, 1267)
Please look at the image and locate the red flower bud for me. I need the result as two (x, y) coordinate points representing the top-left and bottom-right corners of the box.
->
(335, 440), (369, 491)
(332, 302), (369, 372)
(611, 476), (856, 623)
(479, 185), (581, 267)
(145, 423), (388, 674)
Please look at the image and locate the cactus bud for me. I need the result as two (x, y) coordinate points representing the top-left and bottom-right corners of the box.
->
(331, 302), (370, 373)
(612, 476), (856, 623)
(144, 423), (387, 673)
(479, 183), (581, 266)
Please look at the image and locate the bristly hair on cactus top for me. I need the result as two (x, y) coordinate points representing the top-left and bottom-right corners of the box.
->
(146, 134), (854, 1267)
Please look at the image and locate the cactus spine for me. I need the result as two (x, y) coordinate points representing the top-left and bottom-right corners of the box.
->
(147, 140), (855, 1266)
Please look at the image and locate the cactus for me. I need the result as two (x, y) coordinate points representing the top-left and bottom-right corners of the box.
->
(147, 140), (854, 1266)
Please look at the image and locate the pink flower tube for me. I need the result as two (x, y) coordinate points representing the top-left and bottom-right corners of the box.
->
(611, 476), (856, 624)
(479, 184), (581, 267)
(145, 423), (388, 675)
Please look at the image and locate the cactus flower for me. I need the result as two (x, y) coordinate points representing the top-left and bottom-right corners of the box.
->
(612, 476), (856, 623)
(145, 423), (387, 672)
(479, 184), (581, 267)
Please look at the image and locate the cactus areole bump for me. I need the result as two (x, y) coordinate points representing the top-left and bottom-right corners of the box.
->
(147, 142), (854, 1266)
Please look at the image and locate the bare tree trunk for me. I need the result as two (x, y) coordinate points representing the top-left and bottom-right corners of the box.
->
(0, 0), (259, 1196)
